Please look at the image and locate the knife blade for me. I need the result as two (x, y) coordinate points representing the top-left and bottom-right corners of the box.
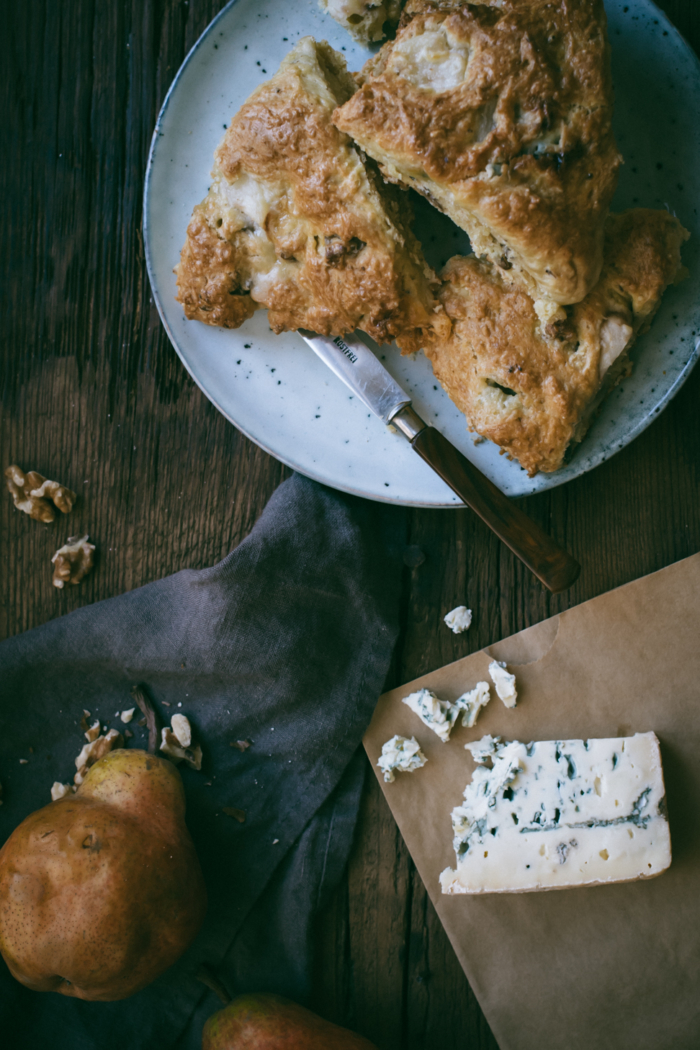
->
(299, 329), (580, 594)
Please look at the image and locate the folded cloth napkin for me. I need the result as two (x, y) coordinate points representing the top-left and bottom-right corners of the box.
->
(0, 472), (407, 1049)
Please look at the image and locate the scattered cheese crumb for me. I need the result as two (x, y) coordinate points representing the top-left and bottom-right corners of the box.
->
(443, 606), (473, 634)
(377, 735), (427, 783)
(51, 782), (74, 801)
(19, 758), (28, 765)
(272, 839), (279, 845)
(402, 688), (459, 743)
(120, 708), (135, 724)
(488, 660), (518, 708)
(455, 682), (491, 728)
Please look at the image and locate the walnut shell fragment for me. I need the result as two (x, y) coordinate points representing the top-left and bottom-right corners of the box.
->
(5, 465), (76, 523)
(84, 719), (101, 743)
(51, 535), (95, 589)
(74, 728), (124, 786)
(160, 717), (202, 771)
(222, 807), (246, 823)
(170, 714), (192, 748)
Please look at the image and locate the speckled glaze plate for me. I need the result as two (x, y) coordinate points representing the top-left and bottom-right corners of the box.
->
(144, 0), (700, 506)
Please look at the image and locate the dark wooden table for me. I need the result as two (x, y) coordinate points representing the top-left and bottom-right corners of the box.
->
(2, 2), (699, 1046)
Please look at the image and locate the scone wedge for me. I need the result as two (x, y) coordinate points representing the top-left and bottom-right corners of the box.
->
(176, 37), (447, 348)
(334, 0), (622, 305)
(415, 209), (688, 476)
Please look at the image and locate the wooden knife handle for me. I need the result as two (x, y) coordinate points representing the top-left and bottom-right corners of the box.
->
(412, 426), (581, 593)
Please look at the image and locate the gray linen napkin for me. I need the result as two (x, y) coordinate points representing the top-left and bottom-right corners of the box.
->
(0, 472), (406, 1049)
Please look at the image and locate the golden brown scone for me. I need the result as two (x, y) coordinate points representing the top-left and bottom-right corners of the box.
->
(414, 210), (688, 476)
(176, 37), (448, 347)
(334, 0), (622, 305)
(319, 0), (405, 45)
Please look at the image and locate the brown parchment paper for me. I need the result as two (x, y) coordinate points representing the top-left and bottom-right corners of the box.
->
(364, 553), (700, 1050)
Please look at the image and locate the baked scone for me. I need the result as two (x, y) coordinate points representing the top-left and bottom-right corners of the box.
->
(319, 0), (405, 45)
(413, 210), (688, 476)
(334, 0), (623, 305)
(176, 37), (447, 348)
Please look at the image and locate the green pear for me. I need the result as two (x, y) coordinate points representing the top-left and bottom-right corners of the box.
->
(202, 993), (378, 1049)
(0, 748), (206, 1000)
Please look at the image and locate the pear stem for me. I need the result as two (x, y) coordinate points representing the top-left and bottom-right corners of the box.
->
(130, 683), (162, 754)
(196, 966), (232, 1005)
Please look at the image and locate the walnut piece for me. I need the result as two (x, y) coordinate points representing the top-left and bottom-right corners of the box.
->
(170, 714), (192, 748)
(52, 535), (95, 589)
(84, 719), (101, 743)
(51, 782), (75, 801)
(222, 807), (246, 823)
(74, 728), (124, 785)
(160, 725), (202, 770)
(5, 465), (76, 523)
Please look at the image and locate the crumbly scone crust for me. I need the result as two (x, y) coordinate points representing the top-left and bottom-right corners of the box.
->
(319, 0), (405, 46)
(176, 37), (447, 347)
(334, 0), (623, 305)
(414, 210), (688, 476)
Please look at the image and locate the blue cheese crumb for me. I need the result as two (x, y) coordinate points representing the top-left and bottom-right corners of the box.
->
(402, 688), (459, 742)
(377, 735), (427, 783)
(488, 660), (517, 708)
(444, 606), (473, 634)
(454, 681), (491, 728)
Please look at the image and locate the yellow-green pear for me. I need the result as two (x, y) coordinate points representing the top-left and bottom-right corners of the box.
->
(0, 749), (206, 1000)
(202, 993), (379, 1049)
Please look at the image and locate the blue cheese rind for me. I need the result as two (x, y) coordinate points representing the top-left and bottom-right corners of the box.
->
(440, 731), (671, 894)
(402, 688), (459, 743)
(377, 735), (427, 783)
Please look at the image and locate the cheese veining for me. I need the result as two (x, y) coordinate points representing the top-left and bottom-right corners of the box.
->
(402, 688), (459, 742)
(377, 735), (427, 783)
(454, 682), (490, 729)
(440, 731), (671, 894)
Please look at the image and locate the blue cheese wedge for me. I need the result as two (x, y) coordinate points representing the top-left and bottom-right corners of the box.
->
(444, 605), (473, 634)
(454, 682), (491, 728)
(440, 731), (671, 894)
(488, 660), (517, 708)
(402, 688), (459, 743)
(377, 735), (427, 783)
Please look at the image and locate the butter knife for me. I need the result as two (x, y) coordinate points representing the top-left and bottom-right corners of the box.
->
(299, 329), (580, 593)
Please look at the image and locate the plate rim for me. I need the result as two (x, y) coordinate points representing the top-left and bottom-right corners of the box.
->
(143, 0), (700, 508)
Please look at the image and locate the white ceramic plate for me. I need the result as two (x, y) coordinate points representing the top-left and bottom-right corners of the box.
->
(144, 0), (700, 506)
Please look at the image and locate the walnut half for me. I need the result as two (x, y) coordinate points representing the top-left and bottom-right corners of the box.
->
(5, 465), (76, 523)
(52, 535), (95, 589)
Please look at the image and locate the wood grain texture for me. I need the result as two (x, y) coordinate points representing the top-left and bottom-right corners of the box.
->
(1, 2), (699, 1047)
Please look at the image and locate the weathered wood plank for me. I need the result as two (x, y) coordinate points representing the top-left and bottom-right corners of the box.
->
(2, 2), (699, 1049)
